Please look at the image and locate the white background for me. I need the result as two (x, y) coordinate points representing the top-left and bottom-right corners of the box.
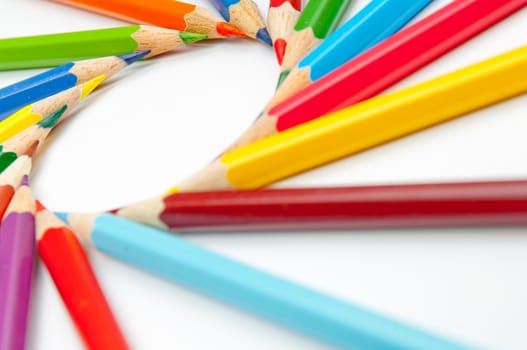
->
(1, 0), (527, 349)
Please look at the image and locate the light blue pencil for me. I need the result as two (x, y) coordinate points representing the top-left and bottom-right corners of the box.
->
(277, 0), (433, 87)
(59, 212), (472, 350)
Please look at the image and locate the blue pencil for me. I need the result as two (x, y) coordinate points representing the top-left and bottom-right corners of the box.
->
(60, 212), (472, 350)
(277, 0), (433, 87)
(209, 0), (271, 45)
(0, 52), (147, 119)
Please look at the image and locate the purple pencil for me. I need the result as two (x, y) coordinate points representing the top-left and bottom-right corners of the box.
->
(0, 176), (36, 350)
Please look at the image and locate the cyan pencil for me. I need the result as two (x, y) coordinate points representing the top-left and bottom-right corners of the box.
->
(60, 212), (471, 350)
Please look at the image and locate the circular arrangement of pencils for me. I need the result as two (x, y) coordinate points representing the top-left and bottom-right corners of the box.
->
(1, 0), (527, 349)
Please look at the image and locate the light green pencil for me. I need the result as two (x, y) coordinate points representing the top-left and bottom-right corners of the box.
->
(0, 25), (207, 70)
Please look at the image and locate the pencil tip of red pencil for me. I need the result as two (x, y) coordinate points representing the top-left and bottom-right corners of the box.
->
(216, 22), (246, 38)
(35, 200), (45, 212)
(274, 39), (287, 65)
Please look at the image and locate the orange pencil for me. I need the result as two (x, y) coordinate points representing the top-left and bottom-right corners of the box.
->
(36, 202), (129, 349)
(52, 0), (246, 39)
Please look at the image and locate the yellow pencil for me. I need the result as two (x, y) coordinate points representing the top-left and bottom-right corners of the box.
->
(0, 76), (105, 143)
(172, 45), (527, 192)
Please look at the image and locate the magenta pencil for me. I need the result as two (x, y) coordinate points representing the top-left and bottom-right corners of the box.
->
(115, 180), (527, 232)
(0, 176), (36, 350)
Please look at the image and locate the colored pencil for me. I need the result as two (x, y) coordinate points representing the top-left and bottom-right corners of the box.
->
(0, 76), (104, 173)
(51, 0), (246, 39)
(229, 0), (527, 150)
(0, 75), (106, 143)
(173, 45), (527, 192)
(278, 0), (354, 82)
(209, 0), (271, 45)
(116, 180), (527, 232)
(273, 0), (432, 101)
(59, 213), (470, 350)
(36, 202), (128, 350)
(267, 0), (301, 64)
(0, 176), (36, 350)
(0, 25), (209, 71)
(0, 51), (147, 118)
(0, 156), (32, 219)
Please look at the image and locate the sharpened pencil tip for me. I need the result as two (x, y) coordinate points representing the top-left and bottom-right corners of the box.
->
(81, 75), (106, 100)
(274, 39), (287, 65)
(54, 212), (68, 222)
(119, 50), (150, 65)
(35, 200), (45, 212)
(20, 175), (29, 186)
(37, 105), (67, 129)
(179, 32), (209, 44)
(276, 70), (290, 88)
(216, 22), (246, 38)
(256, 28), (272, 46)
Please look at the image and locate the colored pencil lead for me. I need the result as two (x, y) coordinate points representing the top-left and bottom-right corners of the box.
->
(51, 0), (245, 39)
(36, 202), (129, 350)
(0, 176), (36, 350)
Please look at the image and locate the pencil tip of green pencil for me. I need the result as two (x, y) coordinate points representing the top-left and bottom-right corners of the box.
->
(179, 32), (209, 44)
(37, 105), (67, 129)
(276, 70), (290, 88)
(81, 75), (106, 100)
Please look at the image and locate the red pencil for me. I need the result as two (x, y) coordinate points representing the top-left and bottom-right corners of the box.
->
(35, 201), (129, 350)
(116, 180), (527, 232)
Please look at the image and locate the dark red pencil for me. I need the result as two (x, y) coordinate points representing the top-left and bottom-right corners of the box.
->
(115, 180), (527, 232)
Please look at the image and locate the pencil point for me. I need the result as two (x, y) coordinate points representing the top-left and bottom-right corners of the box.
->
(20, 175), (29, 186)
(277, 70), (290, 88)
(118, 50), (150, 65)
(216, 22), (246, 38)
(81, 74), (106, 100)
(179, 31), (209, 44)
(55, 211), (68, 222)
(0, 152), (20, 174)
(35, 200), (45, 212)
(165, 186), (180, 194)
(256, 28), (272, 46)
(37, 105), (67, 129)
(274, 39), (287, 65)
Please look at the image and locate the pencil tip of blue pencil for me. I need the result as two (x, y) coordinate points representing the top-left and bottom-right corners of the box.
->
(119, 50), (151, 65)
(256, 28), (272, 46)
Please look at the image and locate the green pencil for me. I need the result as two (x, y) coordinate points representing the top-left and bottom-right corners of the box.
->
(278, 0), (354, 85)
(0, 25), (207, 70)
